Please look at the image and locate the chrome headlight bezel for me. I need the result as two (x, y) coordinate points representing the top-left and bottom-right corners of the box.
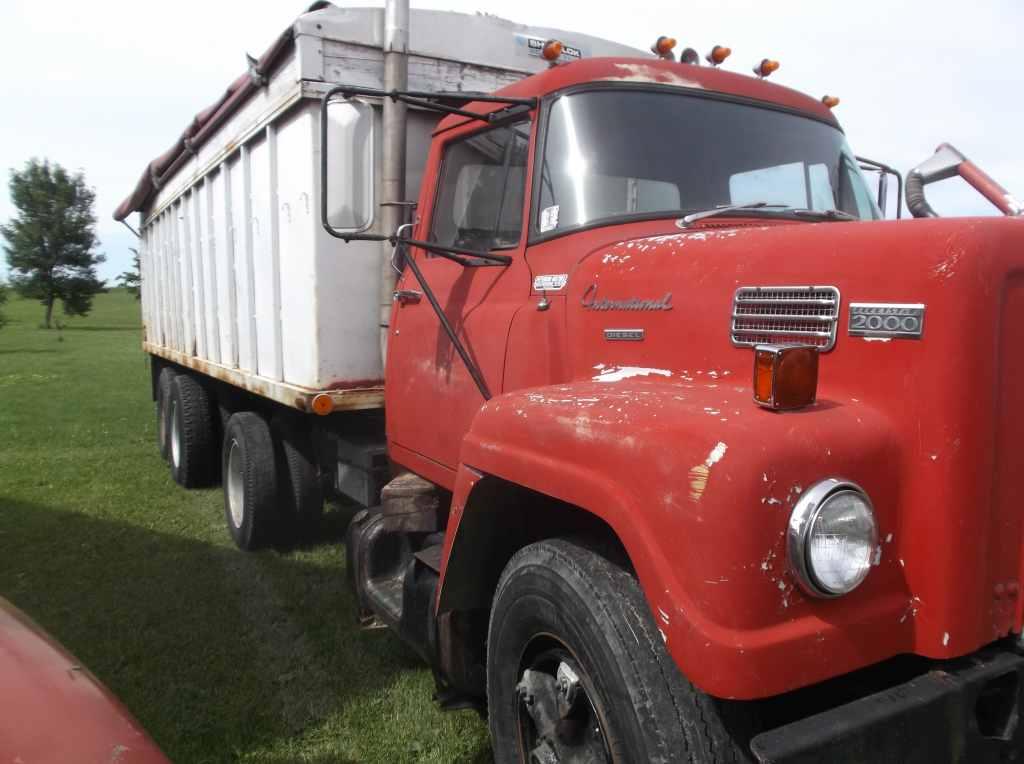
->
(787, 478), (877, 598)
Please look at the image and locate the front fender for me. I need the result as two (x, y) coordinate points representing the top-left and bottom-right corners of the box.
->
(448, 378), (912, 699)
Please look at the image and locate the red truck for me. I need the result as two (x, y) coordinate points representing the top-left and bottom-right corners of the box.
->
(116, 3), (1024, 761)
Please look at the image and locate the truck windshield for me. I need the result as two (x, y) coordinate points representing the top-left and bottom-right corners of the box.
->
(535, 89), (880, 236)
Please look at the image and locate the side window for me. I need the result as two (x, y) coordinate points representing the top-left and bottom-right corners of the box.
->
(430, 121), (530, 251)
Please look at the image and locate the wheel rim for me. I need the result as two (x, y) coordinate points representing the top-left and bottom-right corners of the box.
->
(158, 395), (168, 448)
(169, 400), (181, 468)
(226, 440), (245, 528)
(515, 642), (613, 763)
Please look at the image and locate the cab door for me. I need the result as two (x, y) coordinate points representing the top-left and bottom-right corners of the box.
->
(386, 117), (534, 485)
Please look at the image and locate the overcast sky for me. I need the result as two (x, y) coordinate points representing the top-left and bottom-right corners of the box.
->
(1, 0), (1020, 283)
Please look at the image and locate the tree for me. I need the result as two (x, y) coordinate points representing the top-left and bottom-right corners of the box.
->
(0, 282), (7, 329)
(118, 248), (141, 300)
(1, 159), (106, 328)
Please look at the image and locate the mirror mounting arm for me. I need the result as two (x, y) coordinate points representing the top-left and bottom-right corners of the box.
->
(399, 240), (494, 400)
(327, 84), (537, 125)
(857, 156), (904, 219)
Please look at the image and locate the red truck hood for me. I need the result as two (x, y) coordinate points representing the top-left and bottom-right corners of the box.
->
(562, 215), (1024, 658)
(0, 597), (168, 763)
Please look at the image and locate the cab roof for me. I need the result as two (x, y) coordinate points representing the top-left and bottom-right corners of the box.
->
(436, 57), (841, 133)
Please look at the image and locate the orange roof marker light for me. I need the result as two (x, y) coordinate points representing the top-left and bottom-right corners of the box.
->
(821, 95), (841, 109)
(541, 39), (564, 65)
(705, 45), (732, 66)
(651, 35), (677, 60)
(753, 58), (780, 78)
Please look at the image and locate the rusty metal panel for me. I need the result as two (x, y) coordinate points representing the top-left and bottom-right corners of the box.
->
(143, 342), (383, 413)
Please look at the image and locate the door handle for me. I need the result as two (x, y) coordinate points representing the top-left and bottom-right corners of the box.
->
(393, 289), (422, 305)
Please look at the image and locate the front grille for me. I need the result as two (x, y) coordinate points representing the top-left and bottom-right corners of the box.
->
(731, 286), (841, 351)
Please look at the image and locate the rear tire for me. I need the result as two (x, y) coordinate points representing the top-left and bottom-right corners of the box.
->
(222, 412), (279, 551)
(156, 367), (177, 462)
(168, 374), (218, 488)
(487, 538), (751, 764)
(271, 414), (323, 541)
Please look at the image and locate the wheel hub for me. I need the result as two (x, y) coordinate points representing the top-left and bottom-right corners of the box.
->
(516, 652), (611, 763)
(169, 400), (180, 468)
(226, 440), (245, 528)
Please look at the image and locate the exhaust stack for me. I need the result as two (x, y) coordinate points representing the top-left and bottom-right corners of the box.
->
(379, 0), (410, 364)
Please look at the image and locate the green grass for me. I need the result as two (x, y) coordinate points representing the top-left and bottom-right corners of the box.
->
(0, 291), (491, 762)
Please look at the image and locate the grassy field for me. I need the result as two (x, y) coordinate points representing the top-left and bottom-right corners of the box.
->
(0, 290), (491, 762)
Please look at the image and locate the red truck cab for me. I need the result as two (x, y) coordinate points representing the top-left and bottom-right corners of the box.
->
(344, 56), (1024, 761)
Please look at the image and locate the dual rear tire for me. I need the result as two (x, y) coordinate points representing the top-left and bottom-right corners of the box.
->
(154, 364), (323, 550)
(223, 412), (278, 550)
(157, 365), (218, 487)
(167, 373), (218, 488)
(222, 412), (323, 551)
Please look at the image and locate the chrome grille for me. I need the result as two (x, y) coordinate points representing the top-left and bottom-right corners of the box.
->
(731, 286), (841, 351)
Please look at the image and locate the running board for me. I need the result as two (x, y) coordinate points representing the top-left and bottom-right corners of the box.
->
(345, 474), (445, 662)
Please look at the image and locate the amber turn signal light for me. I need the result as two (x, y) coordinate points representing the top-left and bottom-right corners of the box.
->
(311, 393), (335, 416)
(541, 39), (564, 62)
(652, 36), (677, 58)
(706, 45), (731, 65)
(753, 58), (780, 78)
(753, 344), (819, 410)
(821, 95), (840, 109)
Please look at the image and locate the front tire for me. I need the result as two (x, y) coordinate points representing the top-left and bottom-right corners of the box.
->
(487, 538), (750, 764)
(222, 412), (279, 551)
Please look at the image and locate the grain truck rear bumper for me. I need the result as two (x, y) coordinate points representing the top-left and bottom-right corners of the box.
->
(749, 645), (1024, 763)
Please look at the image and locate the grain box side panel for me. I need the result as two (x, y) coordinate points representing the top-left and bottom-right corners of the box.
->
(146, 227), (158, 345)
(151, 216), (163, 347)
(231, 153), (257, 374)
(210, 167), (237, 367)
(275, 104), (319, 388)
(162, 211), (177, 351)
(188, 188), (209, 360)
(202, 178), (222, 364)
(173, 201), (192, 354)
(139, 227), (152, 343)
(163, 211), (179, 352)
(248, 133), (280, 380)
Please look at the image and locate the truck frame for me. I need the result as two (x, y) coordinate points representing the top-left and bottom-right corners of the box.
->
(116, 3), (1024, 761)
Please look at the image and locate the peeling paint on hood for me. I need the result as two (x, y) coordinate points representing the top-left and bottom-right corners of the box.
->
(593, 366), (672, 383)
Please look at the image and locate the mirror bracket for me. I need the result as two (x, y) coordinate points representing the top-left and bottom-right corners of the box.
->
(857, 156), (903, 219)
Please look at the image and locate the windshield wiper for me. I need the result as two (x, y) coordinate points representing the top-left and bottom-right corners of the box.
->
(788, 208), (858, 222)
(679, 202), (790, 227)
(680, 203), (859, 227)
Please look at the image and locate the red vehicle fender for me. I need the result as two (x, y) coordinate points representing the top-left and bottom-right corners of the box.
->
(442, 379), (914, 699)
(0, 598), (169, 763)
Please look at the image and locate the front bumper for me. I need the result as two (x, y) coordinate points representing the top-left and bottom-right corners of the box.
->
(750, 645), (1024, 763)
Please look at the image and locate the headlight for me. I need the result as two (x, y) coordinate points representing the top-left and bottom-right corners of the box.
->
(787, 478), (878, 598)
